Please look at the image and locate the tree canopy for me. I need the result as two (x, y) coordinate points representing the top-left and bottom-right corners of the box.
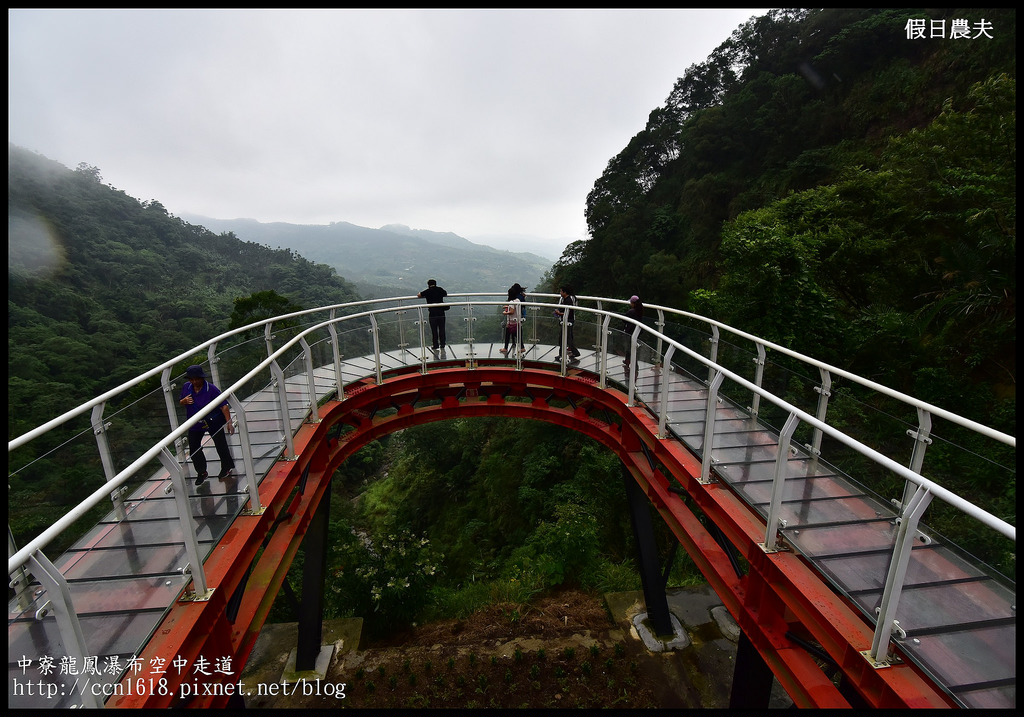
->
(550, 8), (1015, 410)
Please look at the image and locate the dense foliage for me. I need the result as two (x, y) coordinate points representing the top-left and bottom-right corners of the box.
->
(550, 8), (1015, 404)
(287, 419), (701, 639)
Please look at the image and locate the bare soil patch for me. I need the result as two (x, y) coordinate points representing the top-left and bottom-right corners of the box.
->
(248, 588), (672, 709)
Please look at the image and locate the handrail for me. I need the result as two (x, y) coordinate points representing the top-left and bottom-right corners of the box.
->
(13, 291), (1010, 450)
(8, 299), (1015, 575)
(619, 298), (1015, 448)
(605, 312), (1015, 541)
(5, 293), (516, 452)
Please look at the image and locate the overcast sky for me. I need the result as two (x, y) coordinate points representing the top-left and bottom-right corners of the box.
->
(9, 9), (765, 256)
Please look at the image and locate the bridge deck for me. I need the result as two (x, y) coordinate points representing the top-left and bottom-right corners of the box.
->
(8, 341), (1015, 708)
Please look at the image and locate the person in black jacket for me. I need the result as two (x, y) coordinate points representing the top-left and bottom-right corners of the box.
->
(622, 294), (644, 378)
(417, 279), (449, 351)
(554, 284), (581, 363)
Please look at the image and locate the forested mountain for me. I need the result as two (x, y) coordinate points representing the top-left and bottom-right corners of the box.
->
(8, 144), (360, 435)
(182, 214), (553, 296)
(551, 8), (1015, 421)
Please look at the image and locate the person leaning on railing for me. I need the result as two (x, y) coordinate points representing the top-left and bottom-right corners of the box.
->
(417, 278), (449, 353)
(554, 284), (581, 364)
(622, 294), (643, 378)
(500, 283), (526, 355)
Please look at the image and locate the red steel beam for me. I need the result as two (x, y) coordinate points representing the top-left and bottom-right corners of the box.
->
(109, 364), (954, 708)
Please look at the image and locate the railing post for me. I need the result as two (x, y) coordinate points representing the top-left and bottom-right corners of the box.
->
(264, 322), (275, 359)
(395, 299), (409, 351)
(270, 359), (297, 459)
(226, 395), (263, 515)
(699, 370), (726, 484)
(626, 324), (642, 406)
(706, 325), (720, 384)
(207, 342), (221, 387)
(90, 403), (126, 520)
(416, 306), (430, 373)
(161, 367), (182, 434)
(9, 527), (32, 612)
(299, 336), (320, 423)
(749, 343), (766, 417)
(90, 403), (116, 482)
(328, 309), (345, 401)
(657, 346), (676, 438)
(762, 413), (800, 552)
(599, 314), (611, 390)
(526, 304), (539, 347)
(463, 303), (477, 368)
(161, 366), (191, 492)
(368, 314), (383, 384)
(558, 311), (569, 375)
(28, 550), (103, 708)
(808, 368), (832, 457)
(594, 300), (604, 351)
(655, 308), (666, 368)
(899, 408), (933, 511)
(158, 447), (212, 601)
(868, 484), (934, 666)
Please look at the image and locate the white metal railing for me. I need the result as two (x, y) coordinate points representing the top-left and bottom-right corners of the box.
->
(8, 294), (1016, 685)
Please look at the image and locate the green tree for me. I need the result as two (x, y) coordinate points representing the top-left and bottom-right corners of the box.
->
(228, 289), (304, 331)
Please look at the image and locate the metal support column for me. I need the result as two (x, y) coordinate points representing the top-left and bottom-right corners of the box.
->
(729, 631), (774, 709)
(296, 486), (331, 671)
(623, 468), (672, 636)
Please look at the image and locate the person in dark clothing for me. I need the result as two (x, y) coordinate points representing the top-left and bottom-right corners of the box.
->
(179, 364), (235, 486)
(553, 284), (581, 363)
(622, 294), (644, 378)
(417, 279), (449, 351)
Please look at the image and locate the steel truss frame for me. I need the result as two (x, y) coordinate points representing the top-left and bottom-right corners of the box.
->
(111, 364), (953, 708)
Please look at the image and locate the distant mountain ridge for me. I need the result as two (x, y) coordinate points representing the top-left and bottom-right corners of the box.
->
(182, 215), (553, 295)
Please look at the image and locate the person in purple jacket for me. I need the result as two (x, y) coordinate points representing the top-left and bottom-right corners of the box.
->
(179, 364), (235, 485)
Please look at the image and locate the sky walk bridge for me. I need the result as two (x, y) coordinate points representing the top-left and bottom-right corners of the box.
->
(8, 294), (1016, 709)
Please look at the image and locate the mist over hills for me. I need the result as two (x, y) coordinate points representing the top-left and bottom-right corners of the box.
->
(182, 215), (555, 296)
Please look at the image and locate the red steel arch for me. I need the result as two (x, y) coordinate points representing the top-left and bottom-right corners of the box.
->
(111, 364), (953, 709)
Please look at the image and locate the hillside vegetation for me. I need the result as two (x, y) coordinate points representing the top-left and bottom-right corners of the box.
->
(8, 146), (359, 536)
(184, 214), (552, 296)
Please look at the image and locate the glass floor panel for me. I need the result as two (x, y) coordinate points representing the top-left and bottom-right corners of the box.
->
(67, 576), (189, 613)
(711, 442), (787, 464)
(670, 417), (757, 438)
(816, 544), (1003, 594)
(73, 515), (236, 549)
(850, 578), (1014, 634)
(731, 474), (860, 505)
(757, 494), (896, 528)
(781, 518), (898, 557)
(55, 543), (190, 581)
(953, 682), (1016, 710)
(10, 609), (170, 671)
(680, 428), (780, 453)
(713, 457), (841, 484)
(898, 623), (1016, 705)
